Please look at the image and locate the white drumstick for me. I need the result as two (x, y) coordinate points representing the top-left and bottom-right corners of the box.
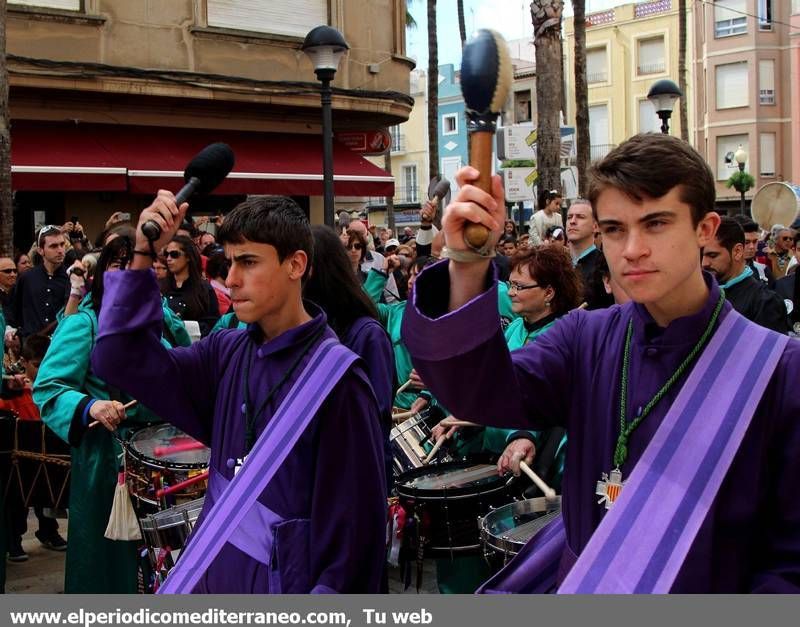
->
(440, 418), (480, 428)
(423, 435), (447, 464)
(519, 460), (556, 499)
(396, 379), (414, 394)
(392, 410), (416, 423)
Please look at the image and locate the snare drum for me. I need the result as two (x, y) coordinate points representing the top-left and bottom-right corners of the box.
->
(480, 497), (561, 569)
(395, 461), (511, 557)
(125, 424), (209, 516)
(140, 497), (205, 589)
(389, 409), (452, 475)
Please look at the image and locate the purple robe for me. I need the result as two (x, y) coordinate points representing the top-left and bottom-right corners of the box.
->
(92, 270), (387, 593)
(402, 261), (800, 593)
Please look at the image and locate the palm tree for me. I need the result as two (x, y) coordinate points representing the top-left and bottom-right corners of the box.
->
(678, 0), (688, 142)
(572, 0), (589, 197)
(530, 0), (564, 195)
(0, 0), (13, 257)
(457, 0), (467, 49)
(427, 0), (439, 182)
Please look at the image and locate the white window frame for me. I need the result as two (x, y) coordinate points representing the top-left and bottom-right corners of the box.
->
(714, 0), (748, 38)
(206, 0), (328, 38)
(441, 156), (463, 192)
(401, 164), (418, 203)
(442, 113), (459, 136)
(637, 98), (661, 134)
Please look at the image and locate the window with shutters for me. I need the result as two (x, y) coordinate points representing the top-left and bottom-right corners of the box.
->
(716, 62), (749, 109)
(759, 60), (775, 105)
(638, 99), (661, 134)
(514, 90), (532, 123)
(10, 0), (80, 10)
(716, 134), (749, 180)
(586, 47), (608, 84)
(714, 0), (747, 37)
(794, 0), (800, 16)
(589, 104), (610, 161)
(759, 134), (776, 177)
(206, 0), (328, 38)
(401, 165), (418, 204)
(637, 36), (665, 76)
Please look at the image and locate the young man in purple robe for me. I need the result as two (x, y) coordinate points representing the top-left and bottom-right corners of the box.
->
(402, 134), (800, 593)
(91, 194), (387, 593)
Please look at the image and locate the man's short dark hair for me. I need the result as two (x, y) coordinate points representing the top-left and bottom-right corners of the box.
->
(217, 196), (313, 275)
(731, 215), (760, 234)
(714, 216), (745, 253)
(587, 134), (716, 227)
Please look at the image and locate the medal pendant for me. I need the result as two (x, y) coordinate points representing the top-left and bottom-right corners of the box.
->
(233, 455), (248, 476)
(595, 468), (624, 510)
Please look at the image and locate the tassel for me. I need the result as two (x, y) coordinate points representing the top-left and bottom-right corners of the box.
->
(105, 471), (142, 541)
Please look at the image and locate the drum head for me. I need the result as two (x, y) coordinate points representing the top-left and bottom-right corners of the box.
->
(128, 424), (209, 469)
(396, 460), (506, 499)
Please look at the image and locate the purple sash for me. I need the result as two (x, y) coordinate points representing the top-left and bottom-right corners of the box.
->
(558, 311), (788, 593)
(158, 338), (356, 594)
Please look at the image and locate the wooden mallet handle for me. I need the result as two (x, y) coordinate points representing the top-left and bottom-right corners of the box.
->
(519, 460), (556, 499)
(464, 133), (493, 250)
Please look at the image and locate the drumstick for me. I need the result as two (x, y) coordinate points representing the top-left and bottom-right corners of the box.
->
(392, 410), (416, 423)
(153, 440), (206, 457)
(155, 470), (209, 498)
(577, 302), (589, 310)
(459, 30), (513, 251)
(423, 435), (448, 464)
(519, 461), (556, 500)
(88, 399), (138, 429)
(396, 379), (414, 394)
(439, 418), (480, 428)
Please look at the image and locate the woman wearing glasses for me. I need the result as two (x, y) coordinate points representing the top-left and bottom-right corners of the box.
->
(161, 235), (220, 337)
(345, 230), (368, 282)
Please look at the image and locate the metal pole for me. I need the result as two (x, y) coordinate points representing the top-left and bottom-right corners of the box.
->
(658, 112), (670, 135)
(320, 74), (335, 227)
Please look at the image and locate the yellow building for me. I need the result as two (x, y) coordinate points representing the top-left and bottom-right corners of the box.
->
(366, 70), (430, 228)
(563, 0), (693, 160)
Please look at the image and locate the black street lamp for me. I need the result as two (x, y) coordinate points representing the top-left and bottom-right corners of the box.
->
(734, 145), (748, 215)
(302, 26), (349, 227)
(647, 79), (683, 135)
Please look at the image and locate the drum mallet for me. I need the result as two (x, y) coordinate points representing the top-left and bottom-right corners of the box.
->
(392, 409), (416, 423)
(519, 460), (557, 501)
(396, 379), (414, 394)
(153, 440), (206, 458)
(458, 29), (513, 252)
(88, 399), (138, 429)
(155, 469), (209, 498)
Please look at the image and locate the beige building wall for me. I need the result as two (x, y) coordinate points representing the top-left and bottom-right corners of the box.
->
(694, 0), (792, 209)
(564, 0), (693, 158)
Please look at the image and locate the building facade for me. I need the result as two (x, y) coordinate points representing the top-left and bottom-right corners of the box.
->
(563, 0), (693, 164)
(7, 0), (413, 244)
(695, 0), (792, 213)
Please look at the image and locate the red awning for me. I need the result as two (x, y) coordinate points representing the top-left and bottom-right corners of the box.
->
(10, 120), (394, 196)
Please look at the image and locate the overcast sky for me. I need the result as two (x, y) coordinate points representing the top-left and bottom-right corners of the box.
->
(406, 0), (629, 68)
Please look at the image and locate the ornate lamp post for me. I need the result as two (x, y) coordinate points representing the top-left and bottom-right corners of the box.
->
(734, 145), (749, 216)
(647, 79), (683, 135)
(302, 26), (349, 227)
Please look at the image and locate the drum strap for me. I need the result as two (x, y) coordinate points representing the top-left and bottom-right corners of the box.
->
(158, 337), (357, 594)
(559, 310), (787, 593)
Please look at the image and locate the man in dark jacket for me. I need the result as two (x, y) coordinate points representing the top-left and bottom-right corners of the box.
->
(703, 217), (788, 333)
(566, 200), (614, 310)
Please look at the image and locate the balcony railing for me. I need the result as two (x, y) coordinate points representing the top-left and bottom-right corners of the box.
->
(590, 144), (617, 162)
(637, 62), (666, 76)
(587, 71), (608, 84)
(635, 0), (671, 18)
(760, 89), (775, 105)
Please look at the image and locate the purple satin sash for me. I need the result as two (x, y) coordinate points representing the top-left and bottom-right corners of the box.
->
(158, 338), (356, 594)
(558, 311), (788, 593)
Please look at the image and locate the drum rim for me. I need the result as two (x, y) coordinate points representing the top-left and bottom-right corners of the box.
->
(395, 460), (507, 498)
(481, 504), (561, 554)
(126, 425), (209, 469)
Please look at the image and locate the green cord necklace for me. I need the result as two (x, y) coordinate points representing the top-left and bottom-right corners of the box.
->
(596, 291), (726, 510)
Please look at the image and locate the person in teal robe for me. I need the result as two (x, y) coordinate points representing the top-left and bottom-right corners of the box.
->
(33, 236), (190, 594)
(431, 244), (584, 593)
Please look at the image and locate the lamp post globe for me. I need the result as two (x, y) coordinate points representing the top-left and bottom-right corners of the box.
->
(647, 79), (683, 135)
(303, 26), (349, 227)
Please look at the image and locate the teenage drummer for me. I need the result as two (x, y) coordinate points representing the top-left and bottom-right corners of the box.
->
(91, 195), (387, 593)
(33, 235), (191, 594)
